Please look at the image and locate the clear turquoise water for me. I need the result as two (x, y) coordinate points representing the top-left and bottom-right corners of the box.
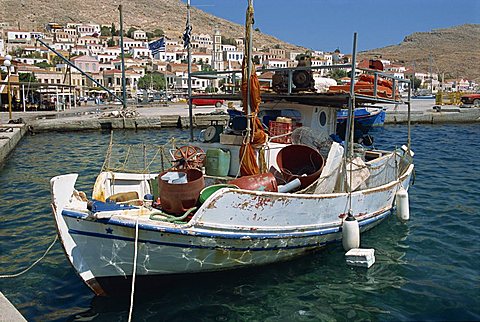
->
(0, 124), (479, 321)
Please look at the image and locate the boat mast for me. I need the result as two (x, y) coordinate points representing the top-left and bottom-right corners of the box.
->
(344, 32), (357, 161)
(187, 0), (194, 141)
(343, 32), (358, 215)
(118, 5), (127, 110)
(245, 0), (253, 142)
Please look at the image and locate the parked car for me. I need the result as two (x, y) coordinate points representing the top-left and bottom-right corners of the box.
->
(191, 97), (224, 108)
(460, 93), (480, 107)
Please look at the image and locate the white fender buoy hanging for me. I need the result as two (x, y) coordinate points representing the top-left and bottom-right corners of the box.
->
(396, 186), (410, 221)
(342, 213), (360, 251)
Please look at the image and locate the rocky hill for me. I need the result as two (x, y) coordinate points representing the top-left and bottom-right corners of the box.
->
(0, 0), (303, 51)
(1, 1), (478, 81)
(359, 24), (480, 82)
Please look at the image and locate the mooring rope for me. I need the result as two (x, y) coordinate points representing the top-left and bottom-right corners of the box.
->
(0, 235), (58, 279)
(127, 218), (140, 322)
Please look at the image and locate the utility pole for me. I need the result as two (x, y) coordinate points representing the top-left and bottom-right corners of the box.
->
(119, 4), (127, 110)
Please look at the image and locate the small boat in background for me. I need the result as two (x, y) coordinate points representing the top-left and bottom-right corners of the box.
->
(337, 106), (386, 128)
(336, 107), (386, 144)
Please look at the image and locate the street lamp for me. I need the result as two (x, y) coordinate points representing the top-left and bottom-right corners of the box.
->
(3, 54), (13, 120)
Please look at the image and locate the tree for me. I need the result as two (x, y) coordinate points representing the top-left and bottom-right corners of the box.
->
(101, 26), (112, 37)
(127, 27), (137, 38)
(34, 62), (52, 69)
(137, 72), (166, 91)
(51, 56), (64, 66)
(153, 28), (164, 37)
(111, 23), (118, 36)
(221, 36), (236, 46)
(19, 73), (38, 83)
(412, 77), (422, 91)
(328, 69), (348, 82)
(107, 38), (116, 47)
(201, 64), (213, 72)
(26, 52), (42, 59)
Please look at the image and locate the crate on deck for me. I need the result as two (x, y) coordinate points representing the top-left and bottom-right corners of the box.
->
(269, 120), (301, 144)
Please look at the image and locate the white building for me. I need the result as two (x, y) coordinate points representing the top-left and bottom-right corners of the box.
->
(132, 29), (147, 41)
(76, 24), (101, 37)
(123, 38), (146, 50)
(5, 30), (31, 44)
(264, 59), (288, 68)
(52, 42), (75, 52)
(0, 39), (5, 56)
(129, 47), (151, 59)
(223, 50), (243, 63)
(14, 57), (49, 65)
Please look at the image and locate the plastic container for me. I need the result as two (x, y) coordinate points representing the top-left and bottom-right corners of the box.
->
(158, 169), (205, 214)
(160, 171), (187, 184)
(205, 149), (231, 177)
(199, 184), (238, 203)
(229, 173), (278, 192)
(276, 144), (324, 189)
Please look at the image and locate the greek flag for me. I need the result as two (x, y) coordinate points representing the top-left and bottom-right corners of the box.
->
(183, 23), (192, 49)
(149, 37), (166, 56)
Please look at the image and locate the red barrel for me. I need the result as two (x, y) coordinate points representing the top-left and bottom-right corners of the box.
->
(276, 145), (324, 189)
(229, 173), (278, 192)
(158, 169), (205, 214)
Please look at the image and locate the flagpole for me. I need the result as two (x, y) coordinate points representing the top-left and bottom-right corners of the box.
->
(187, 0), (194, 141)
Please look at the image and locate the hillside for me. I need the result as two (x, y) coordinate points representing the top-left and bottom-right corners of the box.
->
(1, 1), (478, 81)
(360, 24), (480, 82)
(0, 0), (304, 51)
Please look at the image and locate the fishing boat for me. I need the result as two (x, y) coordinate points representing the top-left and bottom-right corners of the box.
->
(336, 106), (386, 144)
(50, 1), (415, 296)
(337, 106), (386, 128)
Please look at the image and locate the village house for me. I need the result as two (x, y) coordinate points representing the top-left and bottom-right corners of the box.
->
(77, 36), (101, 46)
(71, 55), (100, 74)
(132, 29), (147, 41)
(264, 58), (288, 69)
(76, 24), (101, 37)
(103, 69), (141, 97)
(4, 30), (32, 44)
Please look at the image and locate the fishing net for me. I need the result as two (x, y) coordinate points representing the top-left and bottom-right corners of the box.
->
(291, 127), (333, 159)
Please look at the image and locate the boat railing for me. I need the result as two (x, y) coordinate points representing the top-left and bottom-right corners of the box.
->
(191, 63), (412, 106)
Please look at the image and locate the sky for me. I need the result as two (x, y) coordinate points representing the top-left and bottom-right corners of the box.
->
(185, 0), (480, 53)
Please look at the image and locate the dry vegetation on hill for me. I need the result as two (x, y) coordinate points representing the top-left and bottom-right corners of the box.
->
(0, 0), (303, 51)
(360, 24), (480, 82)
(1, 0), (478, 81)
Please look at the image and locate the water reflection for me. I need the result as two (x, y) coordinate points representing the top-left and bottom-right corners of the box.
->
(0, 125), (479, 321)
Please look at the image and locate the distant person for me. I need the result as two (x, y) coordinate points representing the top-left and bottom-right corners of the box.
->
(12, 95), (17, 110)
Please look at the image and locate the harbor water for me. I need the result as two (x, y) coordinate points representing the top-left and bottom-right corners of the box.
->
(0, 124), (479, 321)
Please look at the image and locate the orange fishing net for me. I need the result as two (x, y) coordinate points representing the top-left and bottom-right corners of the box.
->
(239, 3), (267, 176)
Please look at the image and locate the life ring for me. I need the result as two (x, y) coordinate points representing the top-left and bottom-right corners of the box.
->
(172, 146), (205, 169)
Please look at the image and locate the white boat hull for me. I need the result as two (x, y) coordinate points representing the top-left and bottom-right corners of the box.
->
(51, 162), (413, 295)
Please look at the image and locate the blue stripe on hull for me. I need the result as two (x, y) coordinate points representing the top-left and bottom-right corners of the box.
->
(64, 210), (391, 251)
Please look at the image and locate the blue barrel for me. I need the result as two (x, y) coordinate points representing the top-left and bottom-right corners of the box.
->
(205, 149), (231, 177)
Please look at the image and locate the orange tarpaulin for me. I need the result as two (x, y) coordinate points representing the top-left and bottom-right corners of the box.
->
(239, 3), (267, 176)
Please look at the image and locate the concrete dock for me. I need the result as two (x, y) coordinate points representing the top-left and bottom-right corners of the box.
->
(0, 124), (27, 163)
(0, 100), (479, 164)
(0, 292), (26, 322)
